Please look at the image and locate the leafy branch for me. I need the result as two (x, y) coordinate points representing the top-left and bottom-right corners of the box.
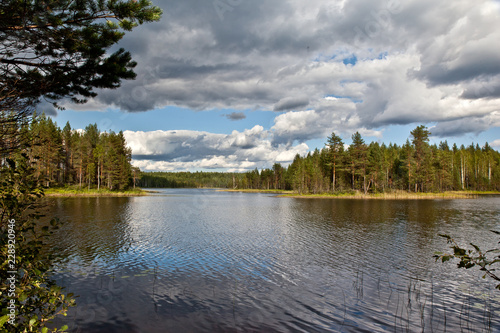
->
(0, 150), (76, 332)
(434, 232), (500, 290)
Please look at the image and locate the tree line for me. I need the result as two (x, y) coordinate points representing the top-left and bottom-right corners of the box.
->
(5, 113), (136, 190)
(140, 125), (500, 193)
(139, 171), (232, 188)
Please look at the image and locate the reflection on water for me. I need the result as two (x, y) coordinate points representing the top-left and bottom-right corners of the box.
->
(44, 190), (500, 332)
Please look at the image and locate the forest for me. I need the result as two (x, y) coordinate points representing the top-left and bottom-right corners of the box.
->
(5, 115), (499, 194)
(138, 126), (500, 194)
(3, 113), (136, 190)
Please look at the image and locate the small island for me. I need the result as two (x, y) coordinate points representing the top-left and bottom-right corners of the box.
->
(44, 187), (148, 197)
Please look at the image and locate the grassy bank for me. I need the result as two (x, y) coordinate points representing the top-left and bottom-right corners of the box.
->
(44, 187), (148, 197)
(279, 190), (500, 199)
(220, 189), (294, 194)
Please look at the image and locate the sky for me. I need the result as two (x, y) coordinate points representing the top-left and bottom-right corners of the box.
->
(48, 0), (500, 172)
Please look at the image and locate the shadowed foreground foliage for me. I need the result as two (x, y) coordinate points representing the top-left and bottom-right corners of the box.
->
(0, 151), (75, 332)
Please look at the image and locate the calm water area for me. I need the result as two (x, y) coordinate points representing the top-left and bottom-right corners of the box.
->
(44, 189), (500, 332)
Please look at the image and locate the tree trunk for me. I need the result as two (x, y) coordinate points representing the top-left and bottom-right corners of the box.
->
(488, 160), (491, 184)
(460, 155), (465, 190)
(97, 160), (100, 190)
(332, 162), (336, 192)
(351, 163), (355, 190)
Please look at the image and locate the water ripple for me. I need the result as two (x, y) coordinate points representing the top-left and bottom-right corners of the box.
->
(44, 191), (500, 332)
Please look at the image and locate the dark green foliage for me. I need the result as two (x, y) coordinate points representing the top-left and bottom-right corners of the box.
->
(139, 172), (241, 189)
(410, 125), (431, 192)
(0, 112), (134, 331)
(325, 132), (344, 191)
(348, 132), (368, 192)
(18, 113), (133, 190)
(0, 150), (75, 332)
(434, 233), (500, 290)
(0, 0), (162, 110)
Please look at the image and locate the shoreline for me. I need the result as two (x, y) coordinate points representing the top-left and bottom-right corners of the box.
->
(219, 189), (295, 194)
(44, 188), (500, 199)
(221, 189), (500, 199)
(44, 188), (149, 197)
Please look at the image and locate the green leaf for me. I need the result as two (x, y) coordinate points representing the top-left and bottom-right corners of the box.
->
(0, 315), (9, 327)
(453, 247), (466, 256)
(29, 318), (36, 327)
(60, 324), (69, 331)
(42, 327), (49, 333)
(19, 293), (28, 302)
(470, 243), (481, 252)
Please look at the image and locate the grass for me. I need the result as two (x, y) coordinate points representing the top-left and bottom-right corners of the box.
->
(278, 190), (500, 200)
(45, 187), (500, 199)
(44, 186), (148, 197)
(220, 189), (294, 194)
(219, 188), (500, 199)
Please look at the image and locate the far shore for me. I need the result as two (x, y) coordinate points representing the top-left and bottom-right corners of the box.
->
(44, 187), (500, 199)
(220, 189), (500, 199)
(219, 189), (295, 194)
(44, 188), (149, 197)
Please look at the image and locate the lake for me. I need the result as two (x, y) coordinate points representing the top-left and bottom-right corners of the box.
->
(44, 189), (500, 332)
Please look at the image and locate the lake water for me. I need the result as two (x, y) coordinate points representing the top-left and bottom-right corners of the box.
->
(45, 189), (500, 332)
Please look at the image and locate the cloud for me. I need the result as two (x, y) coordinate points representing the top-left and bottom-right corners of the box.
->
(273, 96), (310, 111)
(461, 77), (500, 99)
(124, 126), (309, 172)
(409, 2), (500, 86)
(35, 100), (58, 117)
(491, 139), (500, 150)
(224, 112), (246, 121)
(65, 0), (500, 140)
(429, 111), (500, 137)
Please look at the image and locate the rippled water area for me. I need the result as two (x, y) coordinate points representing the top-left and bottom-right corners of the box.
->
(45, 189), (500, 332)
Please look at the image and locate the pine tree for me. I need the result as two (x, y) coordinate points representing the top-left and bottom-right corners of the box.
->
(348, 131), (368, 192)
(410, 125), (431, 192)
(367, 142), (383, 193)
(326, 132), (344, 192)
(401, 139), (415, 191)
(62, 121), (73, 183)
(0, 0), (162, 112)
(436, 141), (453, 191)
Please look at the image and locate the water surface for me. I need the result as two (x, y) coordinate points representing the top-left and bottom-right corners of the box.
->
(45, 189), (500, 332)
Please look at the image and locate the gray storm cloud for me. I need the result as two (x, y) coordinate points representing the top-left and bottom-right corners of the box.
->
(62, 0), (500, 169)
